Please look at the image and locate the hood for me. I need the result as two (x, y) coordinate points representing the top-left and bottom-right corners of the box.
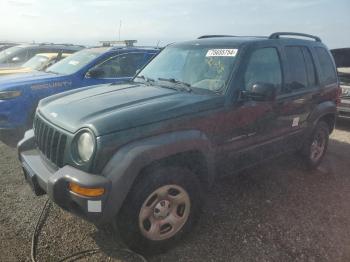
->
(0, 67), (32, 76)
(38, 83), (223, 136)
(0, 71), (64, 90)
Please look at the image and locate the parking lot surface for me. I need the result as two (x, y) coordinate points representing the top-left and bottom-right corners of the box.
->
(1, 120), (350, 262)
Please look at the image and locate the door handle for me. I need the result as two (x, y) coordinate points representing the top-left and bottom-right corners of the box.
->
(312, 93), (320, 99)
(276, 100), (287, 106)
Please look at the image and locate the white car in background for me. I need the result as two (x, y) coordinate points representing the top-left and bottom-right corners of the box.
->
(331, 48), (350, 119)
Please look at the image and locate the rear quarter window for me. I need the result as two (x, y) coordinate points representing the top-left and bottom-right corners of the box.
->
(315, 47), (337, 85)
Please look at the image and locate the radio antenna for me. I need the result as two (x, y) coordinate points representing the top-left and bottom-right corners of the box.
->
(118, 20), (122, 40)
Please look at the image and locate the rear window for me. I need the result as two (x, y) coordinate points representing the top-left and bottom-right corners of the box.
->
(315, 47), (337, 85)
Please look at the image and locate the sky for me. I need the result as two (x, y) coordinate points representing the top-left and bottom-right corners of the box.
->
(0, 0), (349, 49)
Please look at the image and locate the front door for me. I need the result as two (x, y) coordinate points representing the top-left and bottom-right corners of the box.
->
(217, 46), (284, 175)
(82, 52), (148, 86)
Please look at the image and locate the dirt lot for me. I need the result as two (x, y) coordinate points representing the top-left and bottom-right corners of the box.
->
(1, 120), (350, 262)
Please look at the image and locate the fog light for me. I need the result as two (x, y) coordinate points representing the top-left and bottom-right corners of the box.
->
(69, 182), (105, 197)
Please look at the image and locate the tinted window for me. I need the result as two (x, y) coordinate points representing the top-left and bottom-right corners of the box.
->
(285, 46), (308, 90)
(95, 53), (149, 78)
(244, 47), (282, 91)
(315, 47), (337, 85)
(301, 47), (317, 87)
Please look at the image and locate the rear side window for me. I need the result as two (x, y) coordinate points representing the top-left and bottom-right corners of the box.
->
(285, 46), (308, 90)
(301, 47), (317, 87)
(244, 47), (282, 91)
(315, 47), (337, 85)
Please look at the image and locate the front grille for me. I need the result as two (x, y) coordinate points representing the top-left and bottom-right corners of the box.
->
(34, 116), (67, 167)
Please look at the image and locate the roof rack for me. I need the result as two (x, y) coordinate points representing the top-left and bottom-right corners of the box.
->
(269, 32), (321, 42)
(99, 40), (137, 47)
(197, 35), (235, 39)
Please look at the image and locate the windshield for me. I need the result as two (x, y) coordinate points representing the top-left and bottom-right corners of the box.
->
(136, 45), (238, 93)
(46, 49), (100, 75)
(0, 46), (24, 63)
(22, 55), (49, 70)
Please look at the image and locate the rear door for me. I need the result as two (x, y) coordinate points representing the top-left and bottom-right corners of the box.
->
(273, 45), (319, 150)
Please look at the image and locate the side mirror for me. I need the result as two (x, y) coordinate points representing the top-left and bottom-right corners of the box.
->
(86, 68), (104, 79)
(243, 82), (276, 101)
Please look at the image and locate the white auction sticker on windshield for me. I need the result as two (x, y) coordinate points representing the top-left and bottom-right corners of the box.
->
(206, 49), (238, 57)
(68, 60), (79, 66)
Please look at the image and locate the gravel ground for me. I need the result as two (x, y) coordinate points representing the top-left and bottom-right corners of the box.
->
(1, 120), (350, 262)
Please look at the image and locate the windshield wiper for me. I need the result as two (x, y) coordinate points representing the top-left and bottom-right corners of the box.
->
(157, 78), (192, 92)
(45, 70), (59, 75)
(135, 75), (155, 85)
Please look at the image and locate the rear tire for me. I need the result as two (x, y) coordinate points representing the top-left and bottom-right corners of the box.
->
(116, 166), (202, 255)
(301, 121), (329, 169)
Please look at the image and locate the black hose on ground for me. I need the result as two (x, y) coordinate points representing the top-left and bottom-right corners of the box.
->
(31, 198), (147, 262)
(31, 198), (51, 262)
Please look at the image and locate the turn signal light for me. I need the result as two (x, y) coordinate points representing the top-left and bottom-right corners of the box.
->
(69, 182), (105, 197)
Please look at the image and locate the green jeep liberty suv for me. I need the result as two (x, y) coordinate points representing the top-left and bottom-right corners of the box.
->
(18, 32), (340, 254)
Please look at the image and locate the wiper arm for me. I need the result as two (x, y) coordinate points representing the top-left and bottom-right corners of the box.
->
(158, 78), (192, 92)
(45, 70), (59, 75)
(135, 75), (155, 85)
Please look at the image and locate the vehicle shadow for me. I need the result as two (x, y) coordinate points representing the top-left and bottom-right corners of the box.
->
(89, 225), (145, 261)
(86, 138), (350, 262)
(336, 118), (350, 131)
(150, 138), (350, 261)
(0, 130), (24, 148)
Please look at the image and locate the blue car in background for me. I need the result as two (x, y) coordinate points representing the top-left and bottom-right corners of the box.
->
(0, 42), (159, 142)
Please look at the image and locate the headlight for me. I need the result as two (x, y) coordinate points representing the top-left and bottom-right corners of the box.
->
(77, 131), (95, 162)
(0, 90), (21, 100)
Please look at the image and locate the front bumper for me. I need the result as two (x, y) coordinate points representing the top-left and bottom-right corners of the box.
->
(18, 130), (112, 225)
(338, 98), (350, 119)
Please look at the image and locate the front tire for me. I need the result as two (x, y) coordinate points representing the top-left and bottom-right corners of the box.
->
(116, 166), (202, 255)
(301, 121), (329, 169)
